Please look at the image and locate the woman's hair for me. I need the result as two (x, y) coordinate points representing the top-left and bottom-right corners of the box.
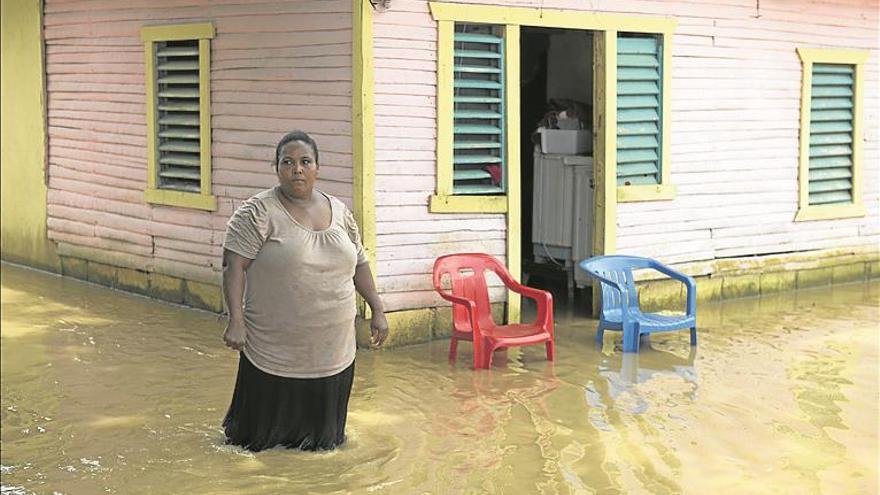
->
(274, 130), (319, 169)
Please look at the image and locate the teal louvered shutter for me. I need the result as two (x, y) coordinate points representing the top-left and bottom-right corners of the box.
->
(156, 39), (203, 193)
(453, 24), (505, 195)
(616, 34), (662, 186)
(808, 63), (855, 205)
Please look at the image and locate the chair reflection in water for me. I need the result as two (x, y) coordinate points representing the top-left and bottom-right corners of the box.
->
(433, 253), (555, 369)
(606, 344), (698, 388)
(586, 343), (699, 417)
(579, 255), (697, 352)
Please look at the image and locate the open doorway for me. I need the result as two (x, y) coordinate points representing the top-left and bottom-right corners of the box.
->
(520, 27), (596, 308)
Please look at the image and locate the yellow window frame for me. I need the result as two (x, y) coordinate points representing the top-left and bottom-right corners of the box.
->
(795, 48), (868, 222)
(140, 23), (216, 211)
(429, 3), (677, 211)
(614, 31), (676, 203)
(429, 19), (515, 214)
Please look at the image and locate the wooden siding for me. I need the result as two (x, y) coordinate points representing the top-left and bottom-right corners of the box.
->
(615, 0), (879, 264)
(372, 0), (879, 311)
(373, 1), (508, 311)
(44, 0), (354, 284)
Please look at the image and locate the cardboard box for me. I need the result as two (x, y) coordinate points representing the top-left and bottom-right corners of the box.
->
(539, 128), (591, 155)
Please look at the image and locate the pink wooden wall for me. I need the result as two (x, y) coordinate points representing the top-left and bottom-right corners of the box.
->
(40, 0), (879, 312)
(371, 0), (879, 312)
(44, 0), (354, 284)
(613, 0), (880, 265)
(373, 1), (507, 312)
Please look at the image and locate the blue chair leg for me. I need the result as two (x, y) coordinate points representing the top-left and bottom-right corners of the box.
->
(622, 322), (641, 353)
(595, 322), (606, 344)
(690, 327), (697, 346)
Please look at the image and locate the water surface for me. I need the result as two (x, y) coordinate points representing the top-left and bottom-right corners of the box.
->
(1, 264), (877, 494)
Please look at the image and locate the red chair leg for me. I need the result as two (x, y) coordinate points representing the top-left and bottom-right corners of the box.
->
(448, 336), (458, 362)
(472, 344), (483, 370)
(486, 343), (498, 368)
(545, 340), (555, 361)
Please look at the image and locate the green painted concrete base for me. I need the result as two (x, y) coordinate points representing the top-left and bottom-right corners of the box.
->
(638, 250), (878, 312)
(56, 249), (879, 348)
(58, 256), (223, 313)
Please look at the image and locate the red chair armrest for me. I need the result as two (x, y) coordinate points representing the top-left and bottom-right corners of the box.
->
(504, 281), (553, 329)
(435, 290), (482, 329)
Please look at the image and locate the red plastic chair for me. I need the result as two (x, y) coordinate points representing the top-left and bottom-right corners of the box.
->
(432, 253), (555, 369)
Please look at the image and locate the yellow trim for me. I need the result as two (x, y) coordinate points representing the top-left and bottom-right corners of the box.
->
(505, 25), (521, 323)
(429, 195), (507, 213)
(430, 2), (675, 33)
(435, 20), (455, 199)
(1, 0), (61, 270)
(141, 23), (216, 210)
(143, 189), (216, 211)
(140, 23), (215, 42)
(797, 50), (810, 213)
(353, 0), (376, 316)
(144, 39), (158, 190)
(795, 203), (866, 222)
(617, 184), (677, 202)
(797, 48), (869, 65)
(593, 30), (619, 314)
(661, 28), (673, 195)
(597, 30), (617, 256)
(352, 0), (376, 267)
(795, 48), (868, 222)
(617, 27), (676, 203)
(199, 38), (212, 197)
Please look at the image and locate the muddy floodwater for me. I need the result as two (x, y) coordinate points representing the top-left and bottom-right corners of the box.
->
(1, 263), (878, 494)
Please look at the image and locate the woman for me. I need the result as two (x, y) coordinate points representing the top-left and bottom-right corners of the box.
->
(221, 130), (388, 452)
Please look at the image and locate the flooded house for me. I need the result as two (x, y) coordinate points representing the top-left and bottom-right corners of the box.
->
(2, 0), (878, 345)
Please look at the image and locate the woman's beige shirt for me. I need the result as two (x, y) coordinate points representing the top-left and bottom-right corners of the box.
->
(223, 188), (367, 378)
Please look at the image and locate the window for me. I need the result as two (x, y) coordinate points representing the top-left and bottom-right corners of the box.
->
(140, 23), (215, 211)
(428, 3), (676, 211)
(795, 48), (868, 221)
(451, 24), (506, 195)
(616, 32), (675, 202)
(430, 20), (512, 213)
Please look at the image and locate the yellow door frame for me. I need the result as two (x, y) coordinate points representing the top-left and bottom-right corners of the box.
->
(353, 0), (376, 317)
(429, 2), (676, 320)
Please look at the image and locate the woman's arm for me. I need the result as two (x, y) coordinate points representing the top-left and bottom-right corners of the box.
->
(222, 249), (253, 350)
(353, 262), (389, 347)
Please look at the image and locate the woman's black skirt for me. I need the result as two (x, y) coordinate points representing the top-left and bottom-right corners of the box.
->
(223, 353), (354, 452)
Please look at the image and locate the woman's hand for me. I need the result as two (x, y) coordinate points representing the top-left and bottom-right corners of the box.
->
(224, 318), (247, 350)
(370, 312), (389, 347)
(353, 262), (389, 347)
(222, 250), (252, 352)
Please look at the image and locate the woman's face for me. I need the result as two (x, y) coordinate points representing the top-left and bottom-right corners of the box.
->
(276, 140), (318, 199)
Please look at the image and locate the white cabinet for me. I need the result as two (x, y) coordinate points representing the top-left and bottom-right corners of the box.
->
(531, 149), (593, 288)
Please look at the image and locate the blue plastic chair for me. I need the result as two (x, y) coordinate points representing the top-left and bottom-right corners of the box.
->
(579, 255), (697, 352)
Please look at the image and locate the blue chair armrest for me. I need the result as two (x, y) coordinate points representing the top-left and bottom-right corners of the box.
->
(650, 262), (697, 316)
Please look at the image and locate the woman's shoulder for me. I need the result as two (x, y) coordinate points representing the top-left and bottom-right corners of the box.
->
(231, 188), (277, 219)
(237, 188), (276, 208)
(320, 191), (351, 213)
(251, 188), (277, 204)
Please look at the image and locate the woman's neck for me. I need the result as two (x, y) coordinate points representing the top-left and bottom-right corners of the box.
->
(276, 186), (313, 206)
